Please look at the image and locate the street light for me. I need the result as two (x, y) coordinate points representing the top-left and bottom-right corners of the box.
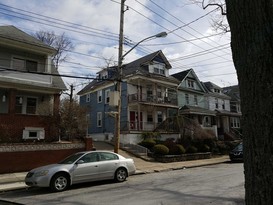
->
(114, 31), (167, 153)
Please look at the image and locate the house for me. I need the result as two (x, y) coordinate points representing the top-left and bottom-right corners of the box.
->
(78, 50), (180, 144)
(172, 69), (218, 136)
(223, 85), (242, 137)
(0, 26), (66, 142)
(202, 81), (240, 139)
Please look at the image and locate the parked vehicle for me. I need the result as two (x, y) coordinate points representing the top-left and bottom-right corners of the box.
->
(229, 142), (243, 162)
(25, 151), (136, 192)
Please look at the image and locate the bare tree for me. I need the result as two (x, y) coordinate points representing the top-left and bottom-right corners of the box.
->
(200, 0), (273, 204)
(34, 31), (74, 69)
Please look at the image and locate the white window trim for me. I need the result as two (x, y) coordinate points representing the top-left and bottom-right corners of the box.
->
(97, 90), (102, 103)
(105, 89), (110, 104)
(16, 96), (38, 115)
(97, 112), (102, 127)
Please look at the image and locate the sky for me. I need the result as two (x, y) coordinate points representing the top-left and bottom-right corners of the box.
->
(0, 0), (237, 93)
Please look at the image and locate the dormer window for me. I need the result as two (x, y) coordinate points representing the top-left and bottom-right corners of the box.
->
(152, 63), (165, 76)
(187, 80), (195, 89)
(214, 88), (220, 93)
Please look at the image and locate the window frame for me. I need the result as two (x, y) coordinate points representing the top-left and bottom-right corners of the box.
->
(97, 90), (102, 103)
(105, 89), (110, 104)
(86, 93), (90, 102)
(185, 93), (189, 105)
(97, 112), (102, 127)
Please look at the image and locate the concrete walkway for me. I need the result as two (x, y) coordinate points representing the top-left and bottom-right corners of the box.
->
(0, 142), (230, 192)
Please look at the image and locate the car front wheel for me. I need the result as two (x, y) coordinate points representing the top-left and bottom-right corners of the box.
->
(50, 173), (70, 192)
(115, 168), (127, 182)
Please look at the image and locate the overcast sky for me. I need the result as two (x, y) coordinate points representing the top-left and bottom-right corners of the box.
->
(0, 0), (236, 92)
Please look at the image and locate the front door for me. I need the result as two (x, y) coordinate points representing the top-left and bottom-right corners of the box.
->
(130, 111), (143, 130)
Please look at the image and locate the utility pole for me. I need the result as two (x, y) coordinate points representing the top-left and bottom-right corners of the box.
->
(69, 84), (74, 102)
(114, 0), (125, 153)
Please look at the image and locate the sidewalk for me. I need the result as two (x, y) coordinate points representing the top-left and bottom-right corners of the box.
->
(0, 144), (230, 192)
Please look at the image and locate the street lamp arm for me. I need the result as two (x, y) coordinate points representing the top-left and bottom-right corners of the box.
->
(121, 31), (167, 60)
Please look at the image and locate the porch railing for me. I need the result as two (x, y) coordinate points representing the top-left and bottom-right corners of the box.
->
(128, 93), (177, 106)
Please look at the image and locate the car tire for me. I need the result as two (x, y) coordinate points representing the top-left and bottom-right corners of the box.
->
(50, 173), (70, 192)
(115, 168), (127, 182)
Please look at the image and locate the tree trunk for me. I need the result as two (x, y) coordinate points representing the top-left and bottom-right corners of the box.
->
(226, 0), (273, 204)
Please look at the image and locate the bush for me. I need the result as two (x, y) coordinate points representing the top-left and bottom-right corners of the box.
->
(187, 146), (198, 153)
(153, 144), (169, 155)
(174, 144), (186, 155)
(139, 138), (156, 149)
(200, 144), (210, 152)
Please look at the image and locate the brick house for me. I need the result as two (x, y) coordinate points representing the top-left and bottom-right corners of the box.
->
(0, 26), (66, 142)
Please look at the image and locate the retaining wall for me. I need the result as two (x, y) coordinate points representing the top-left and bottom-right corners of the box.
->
(0, 138), (93, 174)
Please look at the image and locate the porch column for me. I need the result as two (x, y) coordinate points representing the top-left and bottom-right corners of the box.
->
(8, 89), (16, 114)
(53, 93), (60, 116)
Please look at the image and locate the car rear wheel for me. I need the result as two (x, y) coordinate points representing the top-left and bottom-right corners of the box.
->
(115, 168), (127, 182)
(50, 173), (70, 192)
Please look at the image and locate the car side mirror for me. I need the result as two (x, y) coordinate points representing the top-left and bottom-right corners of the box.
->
(76, 160), (84, 164)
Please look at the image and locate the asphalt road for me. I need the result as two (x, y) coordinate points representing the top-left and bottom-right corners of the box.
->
(0, 163), (245, 205)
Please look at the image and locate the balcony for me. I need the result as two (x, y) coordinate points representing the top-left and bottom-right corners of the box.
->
(0, 69), (52, 85)
(128, 93), (177, 106)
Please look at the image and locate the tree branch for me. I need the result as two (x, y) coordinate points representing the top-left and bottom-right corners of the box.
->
(202, 0), (226, 15)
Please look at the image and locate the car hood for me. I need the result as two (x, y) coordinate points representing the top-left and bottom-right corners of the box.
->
(30, 163), (73, 173)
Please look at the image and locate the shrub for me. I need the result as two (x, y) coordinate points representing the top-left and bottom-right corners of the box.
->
(153, 144), (169, 155)
(139, 138), (156, 149)
(187, 146), (198, 153)
(174, 144), (186, 155)
(200, 144), (210, 152)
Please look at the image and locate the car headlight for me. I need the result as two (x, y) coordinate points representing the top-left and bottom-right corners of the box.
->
(34, 170), (49, 177)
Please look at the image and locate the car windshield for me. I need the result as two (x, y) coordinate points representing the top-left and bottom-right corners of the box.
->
(58, 153), (85, 164)
(233, 143), (243, 152)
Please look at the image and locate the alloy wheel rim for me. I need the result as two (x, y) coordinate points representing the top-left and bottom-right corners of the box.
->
(55, 176), (67, 190)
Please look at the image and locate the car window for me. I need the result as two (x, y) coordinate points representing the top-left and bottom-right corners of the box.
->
(99, 152), (119, 161)
(80, 153), (99, 163)
(59, 153), (85, 164)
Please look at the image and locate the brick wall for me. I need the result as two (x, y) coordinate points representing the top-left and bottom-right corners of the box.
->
(0, 113), (58, 142)
(0, 139), (94, 174)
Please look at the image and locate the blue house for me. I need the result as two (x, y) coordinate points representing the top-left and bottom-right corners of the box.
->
(78, 51), (180, 144)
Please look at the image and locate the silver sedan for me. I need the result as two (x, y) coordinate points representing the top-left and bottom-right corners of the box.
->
(25, 151), (136, 192)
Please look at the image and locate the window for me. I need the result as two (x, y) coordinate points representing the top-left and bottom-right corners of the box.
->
(214, 88), (220, 93)
(237, 104), (241, 112)
(80, 153), (98, 163)
(15, 96), (37, 114)
(105, 89), (110, 104)
(97, 112), (102, 127)
(157, 86), (162, 98)
(26, 60), (38, 72)
(230, 117), (240, 128)
(13, 58), (38, 72)
(194, 95), (198, 105)
(26, 97), (37, 114)
(222, 100), (225, 109)
(147, 113), (153, 123)
(86, 93), (90, 102)
(185, 94), (189, 104)
(215, 98), (218, 109)
(187, 80), (195, 88)
(15, 96), (23, 113)
(99, 152), (118, 161)
(146, 85), (153, 101)
(153, 64), (165, 76)
(157, 111), (163, 123)
(97, 90), (102, 103)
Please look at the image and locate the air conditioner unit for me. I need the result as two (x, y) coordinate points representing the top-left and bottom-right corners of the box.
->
(23, 127), (45, 140)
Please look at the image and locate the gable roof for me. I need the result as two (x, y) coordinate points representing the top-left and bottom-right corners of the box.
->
(223, 85), (240, 102)
(0, 25), (56, 54)
(172, 68), (206, 93)
(78, 50), (178, 95)
(171, 69), (191, 81)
